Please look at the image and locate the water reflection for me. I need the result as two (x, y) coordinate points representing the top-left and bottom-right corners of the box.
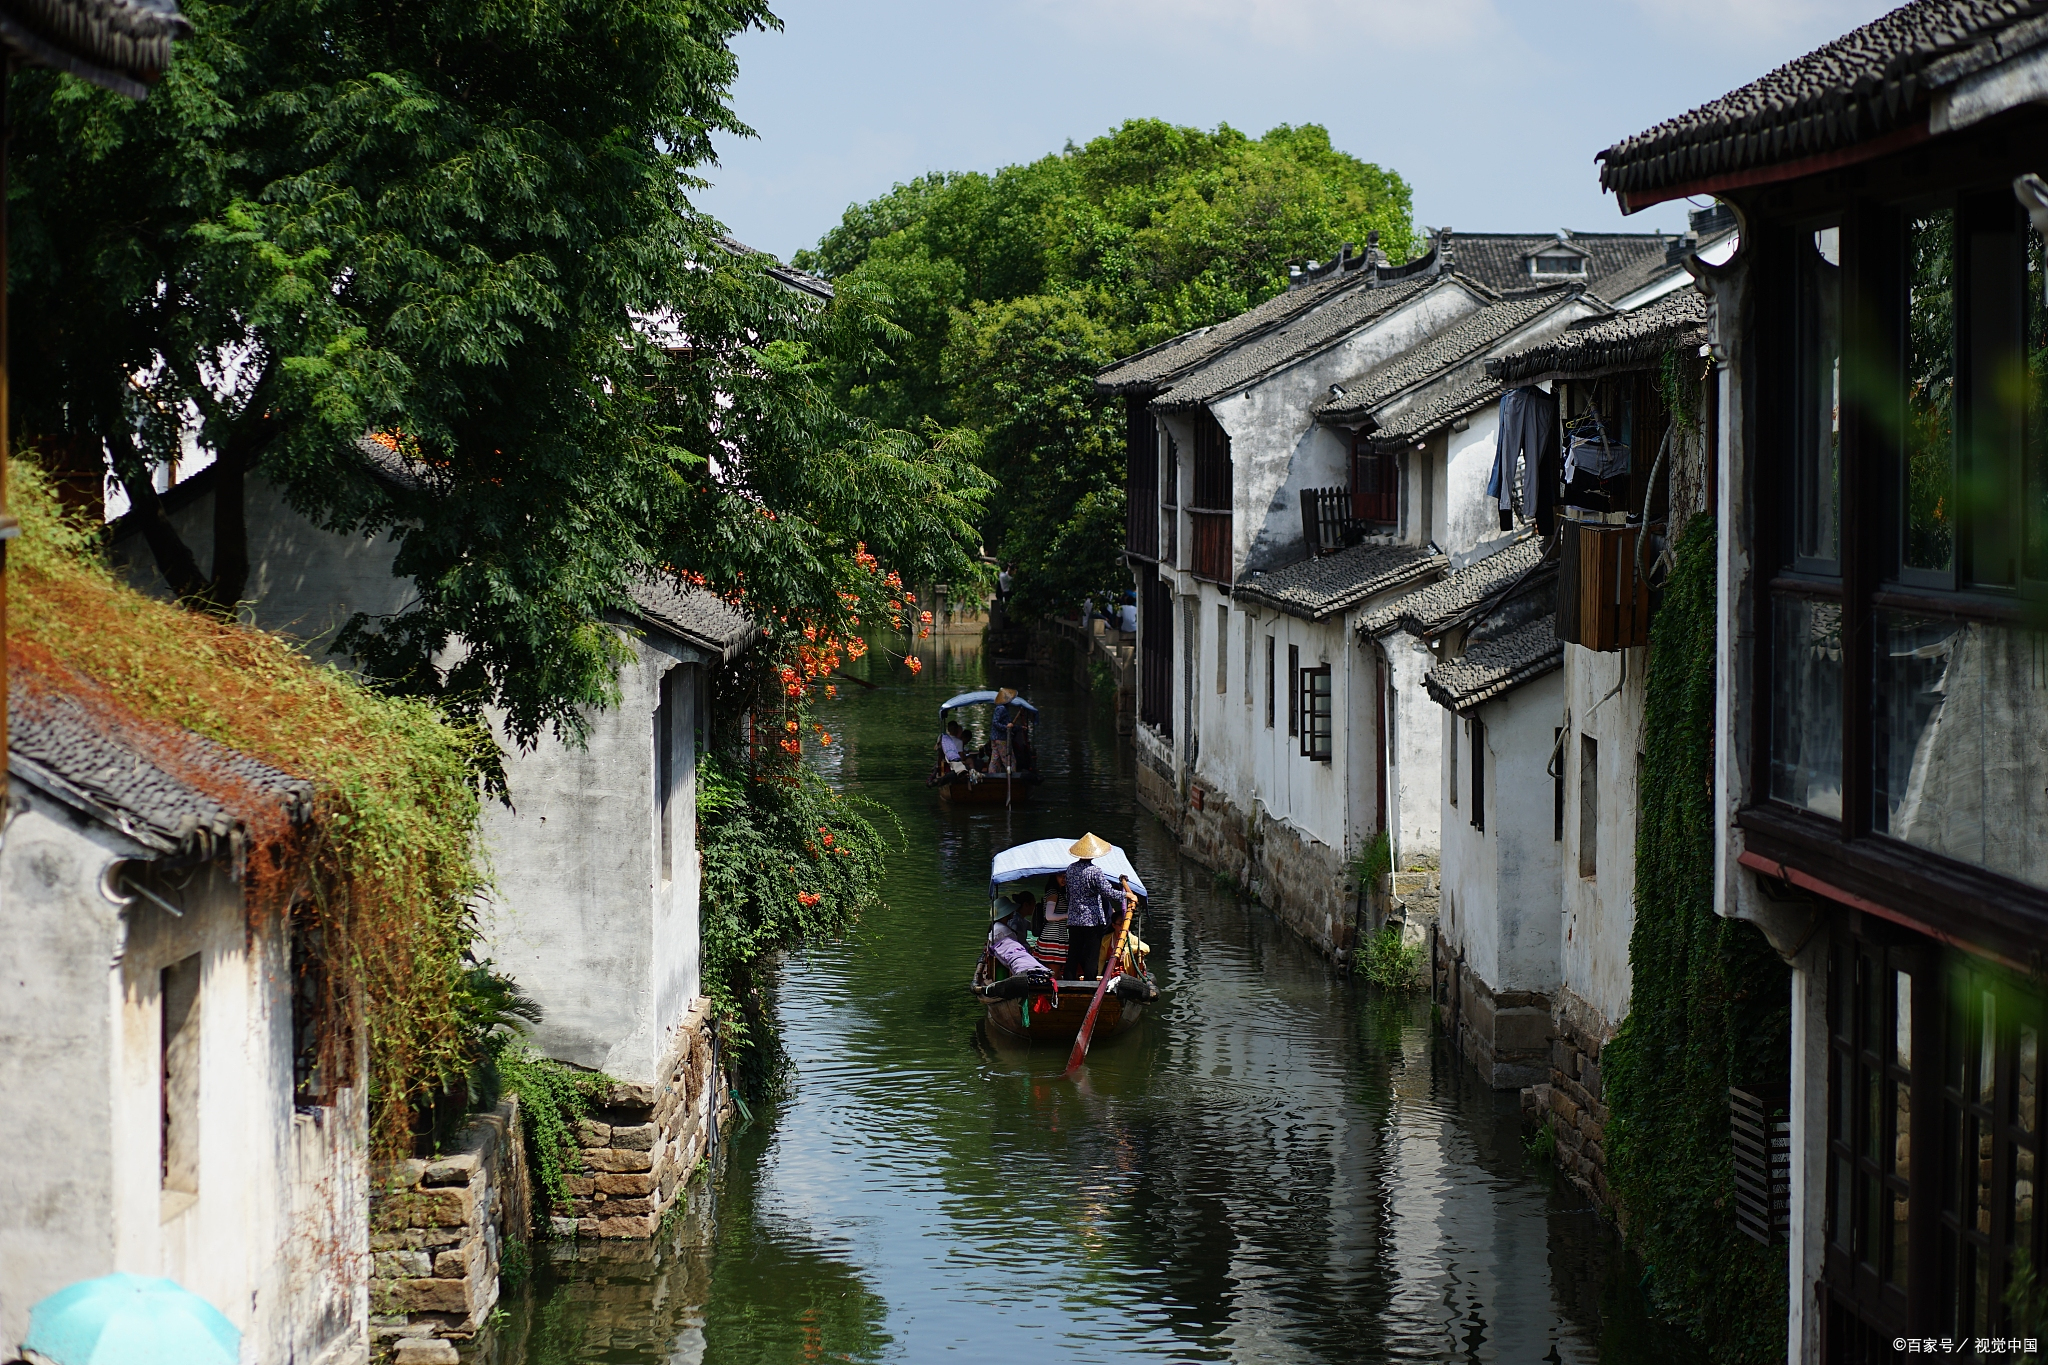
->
(492, 638), (1703, 1363)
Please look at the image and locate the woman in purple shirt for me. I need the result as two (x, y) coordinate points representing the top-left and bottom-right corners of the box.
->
(1063, 833), (1123, 981)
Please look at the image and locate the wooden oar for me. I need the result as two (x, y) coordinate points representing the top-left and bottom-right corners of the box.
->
(1063, 877), (1136, 1078)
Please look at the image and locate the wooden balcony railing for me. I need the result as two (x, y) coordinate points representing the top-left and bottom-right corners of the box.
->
(1300, 486), (1366, 558)
(1189, 509), (1232, 584)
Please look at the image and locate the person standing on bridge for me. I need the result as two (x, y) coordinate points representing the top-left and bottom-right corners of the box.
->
(1063, 834), (1121, 981)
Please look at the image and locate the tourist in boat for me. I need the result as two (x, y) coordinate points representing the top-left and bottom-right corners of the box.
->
(988, 897), (1050, 980)
(1063, 833), (1122, 981)
(929, 720), (970, 786)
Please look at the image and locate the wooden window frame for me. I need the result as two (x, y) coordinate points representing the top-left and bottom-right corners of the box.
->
(1287, 643), (1300, 737)
(1298, 664), (1332, 762)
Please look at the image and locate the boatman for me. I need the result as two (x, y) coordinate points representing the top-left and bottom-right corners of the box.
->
(1063, 833), (1123, 981)
(990, 688), (1020, 774)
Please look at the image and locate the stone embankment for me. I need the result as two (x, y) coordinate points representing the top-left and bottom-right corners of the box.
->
(371, 1099), (529, 1363)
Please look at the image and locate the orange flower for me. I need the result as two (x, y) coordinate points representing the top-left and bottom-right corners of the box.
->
(825, 684), (838, 699)
(905, 655), (924, 675)
(919, 610), (934, 624)
(797, 891), (821, 907)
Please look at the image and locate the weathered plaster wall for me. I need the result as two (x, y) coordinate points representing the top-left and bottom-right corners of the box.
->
(1211, 283), (1488, 575)
(480, 641), (705, 1085)
(0, 794), (368, 1365)
(1560, 644), (1646, 1038)
(1377, 632), (1443, 872)
(1436, 674), (1565, 1087)
(109, 475), (411, 656)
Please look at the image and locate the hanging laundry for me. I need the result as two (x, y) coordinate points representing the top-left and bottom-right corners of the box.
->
(1562, 411), (1632, 513)
(1492, 386), (1561, 534)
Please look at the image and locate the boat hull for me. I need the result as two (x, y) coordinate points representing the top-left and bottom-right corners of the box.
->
(982, 986), (1142, 1044)
(937, 776), (1035, 805)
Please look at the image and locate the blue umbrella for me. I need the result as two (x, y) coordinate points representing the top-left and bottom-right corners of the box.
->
(24, 1273), (239, 1365)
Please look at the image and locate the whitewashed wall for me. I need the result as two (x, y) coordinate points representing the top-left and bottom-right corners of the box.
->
(1560, 644), (1647, 1034)
(0, 799), (367, 1365)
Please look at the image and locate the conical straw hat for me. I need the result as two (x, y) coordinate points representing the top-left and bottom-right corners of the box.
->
(994, 687), (1018, 705)
(1068, 832), (1112, 860)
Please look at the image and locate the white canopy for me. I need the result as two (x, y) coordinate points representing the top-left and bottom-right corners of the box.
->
(989, 837), (1147, 899)
(940, 690), (1038, 714)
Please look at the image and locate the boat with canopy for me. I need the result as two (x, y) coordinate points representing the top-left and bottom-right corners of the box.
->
(930, 689), (1039, 805)
(972, 836), (1159, 1049)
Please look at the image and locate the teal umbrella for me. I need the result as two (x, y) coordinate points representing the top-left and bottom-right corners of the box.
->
(24, 1273), (239, 1365)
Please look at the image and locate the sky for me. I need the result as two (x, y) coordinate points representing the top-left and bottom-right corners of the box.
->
(695, 0), (1904, 263)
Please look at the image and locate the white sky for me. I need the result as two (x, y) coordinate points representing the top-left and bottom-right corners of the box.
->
(696, 0), (1903, 261)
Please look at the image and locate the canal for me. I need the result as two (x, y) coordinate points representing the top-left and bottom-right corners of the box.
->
(492, 637), (1705, 1364)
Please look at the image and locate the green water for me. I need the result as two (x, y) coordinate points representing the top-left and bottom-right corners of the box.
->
(491, 637), (1705, 1364)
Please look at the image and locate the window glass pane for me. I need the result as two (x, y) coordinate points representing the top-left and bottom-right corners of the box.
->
(1899, 970), (1915, 1071)
(1983, 992), (1999, 1111)
(1770, 594), (1845, 816)
(1963, 216), (2023, 588)
(1908, 208), (1958, 576)
(1796, 226), (1842, 569)
(1892, 1190), (1912, 1289)
(1873, 611), (2048, 891)
(2027, 227), (2048, 582)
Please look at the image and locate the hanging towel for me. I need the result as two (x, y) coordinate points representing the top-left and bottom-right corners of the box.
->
(1491, 386), (1561, 535)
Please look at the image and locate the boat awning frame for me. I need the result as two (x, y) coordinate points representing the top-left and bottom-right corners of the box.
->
(989, 838), (1147, 899)
(940, 690), (1039, 715)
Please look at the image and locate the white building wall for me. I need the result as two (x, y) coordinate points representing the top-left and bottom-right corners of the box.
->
(1212, 283), (1488, 574)
(479, 633), (708, 1084)
(1380, 633), (1443, 870)
(0, 797), (367, 1365)
(1437, 675), (1565, 997)
(1559, 644), (1647, 1034)
(1443, 408), (1520, 567)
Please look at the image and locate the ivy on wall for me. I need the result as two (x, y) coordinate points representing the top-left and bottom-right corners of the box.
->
(1603, 515), (1792, 1363)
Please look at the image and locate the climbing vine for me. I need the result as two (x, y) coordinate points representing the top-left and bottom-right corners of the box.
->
(1603, 515), (1791, 1363)
(7, 459), (490, 1159)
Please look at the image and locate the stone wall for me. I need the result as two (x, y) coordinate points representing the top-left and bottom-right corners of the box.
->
(1434, 936), (1551, 1089)
(554, 998), (725, 1239)
(1132, 735), (1363, 963)
(1525, 987), (1614, 1209)
(371, 1098), (530, 1360)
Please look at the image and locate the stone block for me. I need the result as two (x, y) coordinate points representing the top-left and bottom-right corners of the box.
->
(610, 1123), (657, 1151)
(606, 1081), (657, 1110)
(586, 1147), (653, 1173)
(602, 1196), (652, 1216)
(377, 1159), (428, 1191)
(549, 1216), (579, 1238)
(370, 1231), (414, 1252)
(389, 1278), (473, 1315)
(433, 1247), (471, 1278)
(577, 1216), (601, 1235)
(1579, 1113), (1605, 1146)
(563, 1175), (595, 1197)
(1494, 1006), (1553, 1056)
(422, 1153), (480, 1187)
(1550, 1090), (1582, 1129)
(371, 1185), (475, 1231)
(393, 1339), (461, 1365)
(574, 1119), (611, 1146)
(373, 1250), (432, 1279)
(597, 1213), (654, 1239)
(1581, 1058), (1603, 1099)
(597, 1172), (655, 1197)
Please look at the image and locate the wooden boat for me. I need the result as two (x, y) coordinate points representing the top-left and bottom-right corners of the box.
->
(937, 772), (1036, 805)
(972, 836), (1160, 1046)
(930, 689), (1039, 801)
(974, 954), (1156, 1044)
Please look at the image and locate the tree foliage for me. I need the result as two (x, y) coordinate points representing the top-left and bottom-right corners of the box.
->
(793, 119), (1416, 620)
(10, 0), (989, 748)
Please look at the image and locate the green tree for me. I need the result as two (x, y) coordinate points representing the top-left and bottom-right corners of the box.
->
(793, 118), (1414, 618)
(10, 0), (988, 747)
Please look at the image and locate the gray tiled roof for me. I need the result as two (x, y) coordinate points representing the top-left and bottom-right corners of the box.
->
(1446, 232), (1671, 295)
(718, 236), (835, 301)
(1424, 616), (1563, 713)
(1599, 0), (2041, 204)
(1487, 289), (1708, 386)
(1587, 227), (1735, 306)
(1151, 274), (1446, 411)
(1231, 541), (1443, 622)
(625, 576), (757, 661)
(1362, 372), (1505, 450)
(1096, 242), (1442, 397)
(1318, 286), (1586, 424)
(1357, 535), (1549, 639)
(8, 678), (314, 860)
(0, 0), (191, 98)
